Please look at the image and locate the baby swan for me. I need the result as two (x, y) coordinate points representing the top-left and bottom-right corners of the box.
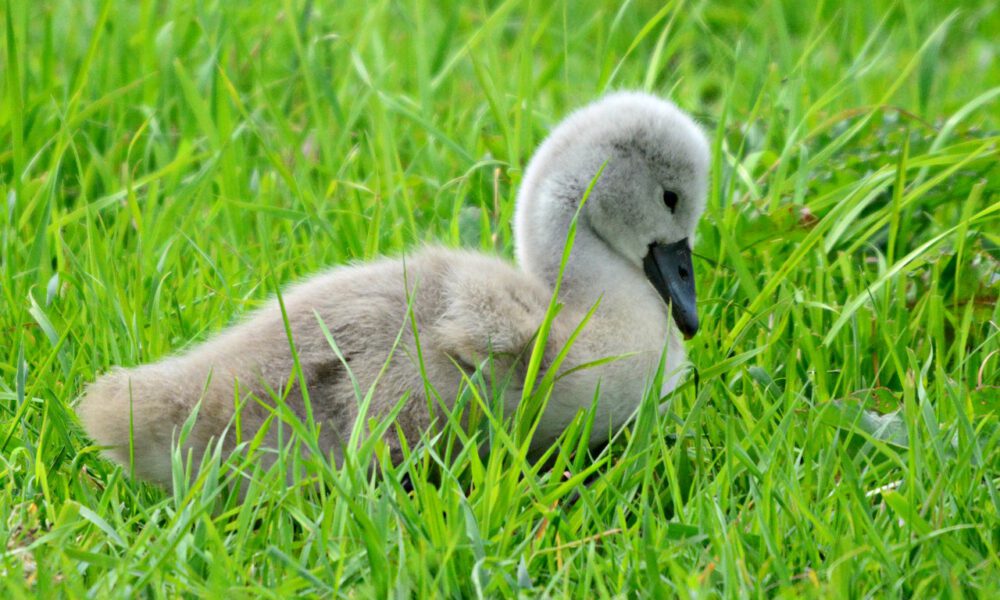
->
(77, 92), (709, 488)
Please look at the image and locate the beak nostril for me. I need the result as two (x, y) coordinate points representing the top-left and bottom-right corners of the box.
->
(679, 266), (688, 280)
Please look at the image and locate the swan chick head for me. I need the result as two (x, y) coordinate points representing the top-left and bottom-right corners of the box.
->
(515, 91), (710, 337)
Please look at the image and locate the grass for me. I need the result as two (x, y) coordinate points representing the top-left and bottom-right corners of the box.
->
(2, 0), (999, 596)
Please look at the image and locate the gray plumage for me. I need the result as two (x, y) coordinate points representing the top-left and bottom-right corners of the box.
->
(77, 91), (710, 488)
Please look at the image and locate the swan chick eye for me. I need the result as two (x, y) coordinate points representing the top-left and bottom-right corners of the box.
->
(663, 189), (679, 213)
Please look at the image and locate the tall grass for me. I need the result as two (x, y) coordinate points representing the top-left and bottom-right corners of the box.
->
(1, 0), (998, 596)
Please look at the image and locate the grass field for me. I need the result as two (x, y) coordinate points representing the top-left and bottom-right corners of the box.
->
(2, 0), (999, 596)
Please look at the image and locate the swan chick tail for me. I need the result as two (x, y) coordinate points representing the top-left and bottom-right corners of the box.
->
(77, 363), (220, 489)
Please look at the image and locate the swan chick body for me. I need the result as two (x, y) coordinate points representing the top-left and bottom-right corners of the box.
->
(77, 92), (710, 488)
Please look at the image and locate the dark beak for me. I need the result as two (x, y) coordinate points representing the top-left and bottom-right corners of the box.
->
(642, 239), (698, 339)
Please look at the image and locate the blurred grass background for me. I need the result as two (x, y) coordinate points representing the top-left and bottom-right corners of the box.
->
(1, 0), (998, 596)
